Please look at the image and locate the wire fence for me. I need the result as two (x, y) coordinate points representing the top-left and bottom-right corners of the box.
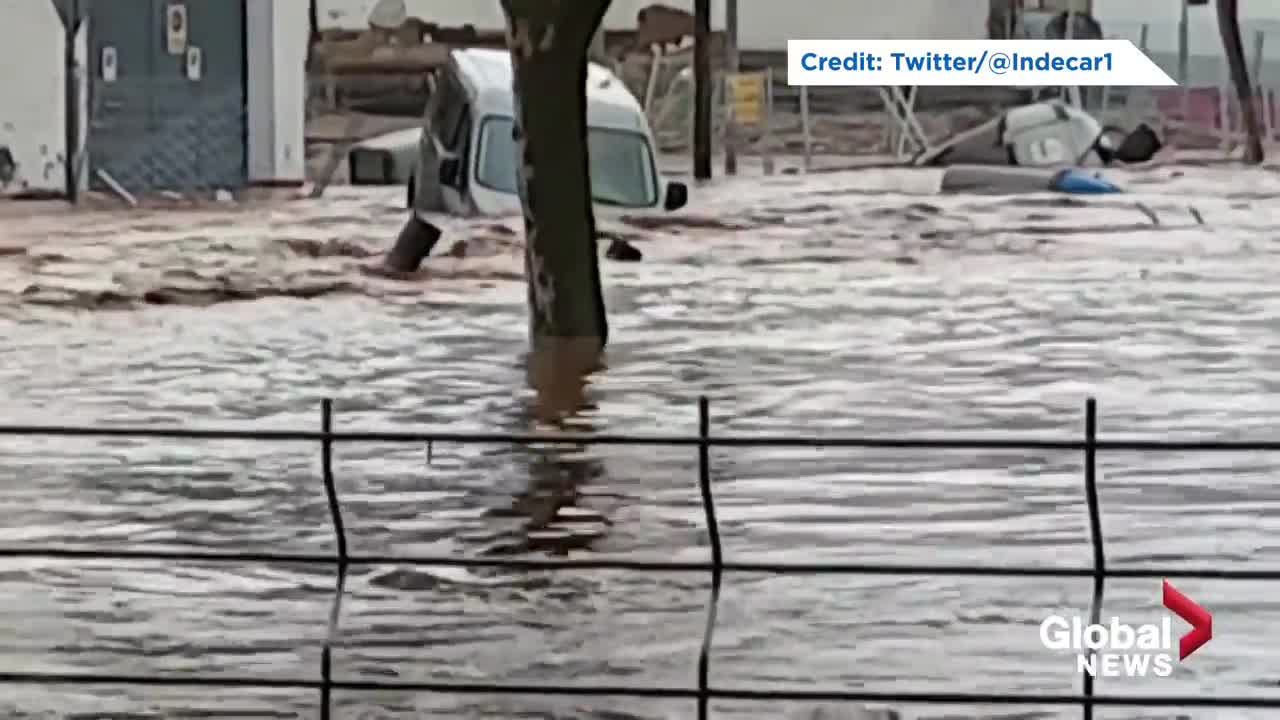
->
(85, 78), (249, 197)
(1, 396), (1279, 719)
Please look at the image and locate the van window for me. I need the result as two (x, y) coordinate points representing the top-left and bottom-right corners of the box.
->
(474, 116), (657, 207)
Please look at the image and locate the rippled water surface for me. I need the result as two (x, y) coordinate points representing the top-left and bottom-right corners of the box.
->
(2, 164), (1280, 719)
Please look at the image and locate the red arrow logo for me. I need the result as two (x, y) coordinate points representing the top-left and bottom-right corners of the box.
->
(1163, 579), (1212, 660)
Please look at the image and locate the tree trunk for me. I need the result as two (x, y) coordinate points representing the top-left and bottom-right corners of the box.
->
(501, 1), (613, 411)
(500, 0), (612, 360)
(1216, 0), (1265, 164)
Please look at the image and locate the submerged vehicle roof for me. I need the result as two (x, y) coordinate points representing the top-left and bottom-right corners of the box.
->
(449, 47), (648, 133)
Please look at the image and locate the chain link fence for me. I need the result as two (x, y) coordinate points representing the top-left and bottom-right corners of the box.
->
(633, 13), (1280, 170)
(1097, 19), (1280, 153)
(85, 77), (249, 199)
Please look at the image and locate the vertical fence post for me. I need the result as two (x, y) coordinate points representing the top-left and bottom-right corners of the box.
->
(1251, 30), (1268, 141)
(1178, 0), (1190, 126)
(696, 396), (722, 720)
(63, 0), (82, 204)
(1122, 24), (1152, 129)
(800, 84), (811, 173)
(1219, 61), (1232, 151)
(762, 68), (775, 176)
(724, 0), (739, 176)
(1063, 7), (1083, 110)
(319, 398), (349, 720)
(1081, 397), (1104, 720)
(1177, 0), (1190, 86)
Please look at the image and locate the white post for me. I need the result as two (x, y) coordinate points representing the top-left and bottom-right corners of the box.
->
(643, 46), (662, 113)
(894, 86), (918, 158)
(800, 83), (811, 172)
(883, 85), (928, 156)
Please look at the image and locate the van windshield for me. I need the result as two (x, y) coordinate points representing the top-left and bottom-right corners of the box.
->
(475, 116), (658, 208)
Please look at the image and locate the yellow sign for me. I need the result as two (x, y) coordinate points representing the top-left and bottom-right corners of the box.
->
(727, 72), (766, 127)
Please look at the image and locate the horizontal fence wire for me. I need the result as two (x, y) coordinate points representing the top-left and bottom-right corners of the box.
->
(1, 396), (1279, 719)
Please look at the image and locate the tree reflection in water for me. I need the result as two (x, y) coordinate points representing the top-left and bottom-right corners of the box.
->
(485, 338), (611, 556)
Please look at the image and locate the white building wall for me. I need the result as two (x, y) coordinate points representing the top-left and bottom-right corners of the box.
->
(732, 0), (989, 48)
(247, 0), (309, 185)
(319, 0), (990, 48)
(0, 2), (87, 196)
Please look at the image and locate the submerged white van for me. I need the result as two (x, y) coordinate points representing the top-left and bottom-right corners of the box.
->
(408, 48), (688, 219)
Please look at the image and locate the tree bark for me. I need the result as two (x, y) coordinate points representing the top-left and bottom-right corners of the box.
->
(1216, 0), (1265, 164)
(499, 0), (611, 359)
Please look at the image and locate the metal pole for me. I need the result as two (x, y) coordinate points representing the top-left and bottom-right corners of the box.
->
(800, 84), (811, 173)
(1064, 7), (1082, 108)
(307, 0), (319, 71)
(1255, 31), (1272, 141)
(64, 0), (81, 204)
(1177, 0), (1190, 84)
(762, 67), (774, 175)
(1219, 58), (1231, 150)
(724, 0), (738, 175)
(1252, 29), (1265, 91)
(1178, 0), (1190, 124)
(692, 0), (712, 180)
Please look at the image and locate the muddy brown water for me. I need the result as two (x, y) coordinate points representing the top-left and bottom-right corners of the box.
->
(2, 165), (1280, 719)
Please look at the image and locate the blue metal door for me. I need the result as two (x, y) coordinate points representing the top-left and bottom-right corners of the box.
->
(87, 0), (151, 192)
(89, 0), (246, 193)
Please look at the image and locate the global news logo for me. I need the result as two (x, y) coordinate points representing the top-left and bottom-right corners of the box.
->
(1038, 580), (1212, 678)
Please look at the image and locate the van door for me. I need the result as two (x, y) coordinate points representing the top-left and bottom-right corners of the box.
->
(438, 108), (473, 215)
(414, 67), (466, 213)
(412, 76), (443, 211)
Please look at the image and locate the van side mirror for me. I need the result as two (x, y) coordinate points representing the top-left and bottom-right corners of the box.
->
(438, 155), (461, 187)
(663, 181), (688, 211)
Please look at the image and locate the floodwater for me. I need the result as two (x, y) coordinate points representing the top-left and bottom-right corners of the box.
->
(1, 163), (1280, 719)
